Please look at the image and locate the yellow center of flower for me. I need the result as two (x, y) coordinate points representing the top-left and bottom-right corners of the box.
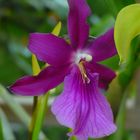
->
(78, 61), (90, 84)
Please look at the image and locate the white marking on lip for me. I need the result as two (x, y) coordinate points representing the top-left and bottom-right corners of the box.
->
(75, 51), (92, 64)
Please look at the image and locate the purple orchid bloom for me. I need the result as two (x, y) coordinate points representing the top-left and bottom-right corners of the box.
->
(10, 0), (117, 139)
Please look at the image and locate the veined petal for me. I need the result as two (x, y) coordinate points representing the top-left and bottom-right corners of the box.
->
(52, 66), (116, 139)
(87, 28), (117, 62)
(85, 61), (116, 89)
(29, 33), (73, 66)
(10, 65), (71, 96)
(68, 0), (91, 49)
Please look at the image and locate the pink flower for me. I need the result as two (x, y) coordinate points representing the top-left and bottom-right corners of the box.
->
(10, 0), (117, 139)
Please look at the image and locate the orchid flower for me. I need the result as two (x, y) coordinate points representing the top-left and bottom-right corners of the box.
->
(10, 0), (117, 139)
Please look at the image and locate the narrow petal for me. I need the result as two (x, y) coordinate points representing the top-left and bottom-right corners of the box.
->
(68, 0), (91, 49)
(87, 28), (117, 62)
(52, 66), (116, 139)
(10, 65), (71, 96)
(85, 61), (116, 89)
(29, 33), (73, 66)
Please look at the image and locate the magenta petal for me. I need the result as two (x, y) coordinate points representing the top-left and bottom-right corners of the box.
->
(85, 61), (116, 89)
(68, 0), (91, 49)
(29, 33), (73, 66)
(10, 65), (71, 96)
(87, 28), (117, 62)
(52, 66), (116, 139)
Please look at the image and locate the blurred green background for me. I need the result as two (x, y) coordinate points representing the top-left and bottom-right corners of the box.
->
(0, 0), (139, 140)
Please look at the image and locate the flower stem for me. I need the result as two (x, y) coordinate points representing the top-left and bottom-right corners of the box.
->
(28, 96), (38, 140)
(29, 93), (49, 140)
(33, 96), (38, 111)
(32, 93), (49, 140)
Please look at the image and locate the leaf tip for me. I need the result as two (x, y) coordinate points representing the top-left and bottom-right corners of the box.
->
(52, 21), (62, 36)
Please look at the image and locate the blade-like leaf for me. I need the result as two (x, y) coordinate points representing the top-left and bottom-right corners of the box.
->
(0, 108), (16, 140)
(0, 118), (4, 140)
(0, 85), (47, 139)
(0, 85), (30, 126)
(114, 4), (140, 63)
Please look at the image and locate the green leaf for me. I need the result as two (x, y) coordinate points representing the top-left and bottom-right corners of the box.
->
(114, 4), (140, 63)
(0, 84), (47, 140)
(0, 119), (4, 140)
(0, 108), (16, 140)
(0, 85), (30, 126)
